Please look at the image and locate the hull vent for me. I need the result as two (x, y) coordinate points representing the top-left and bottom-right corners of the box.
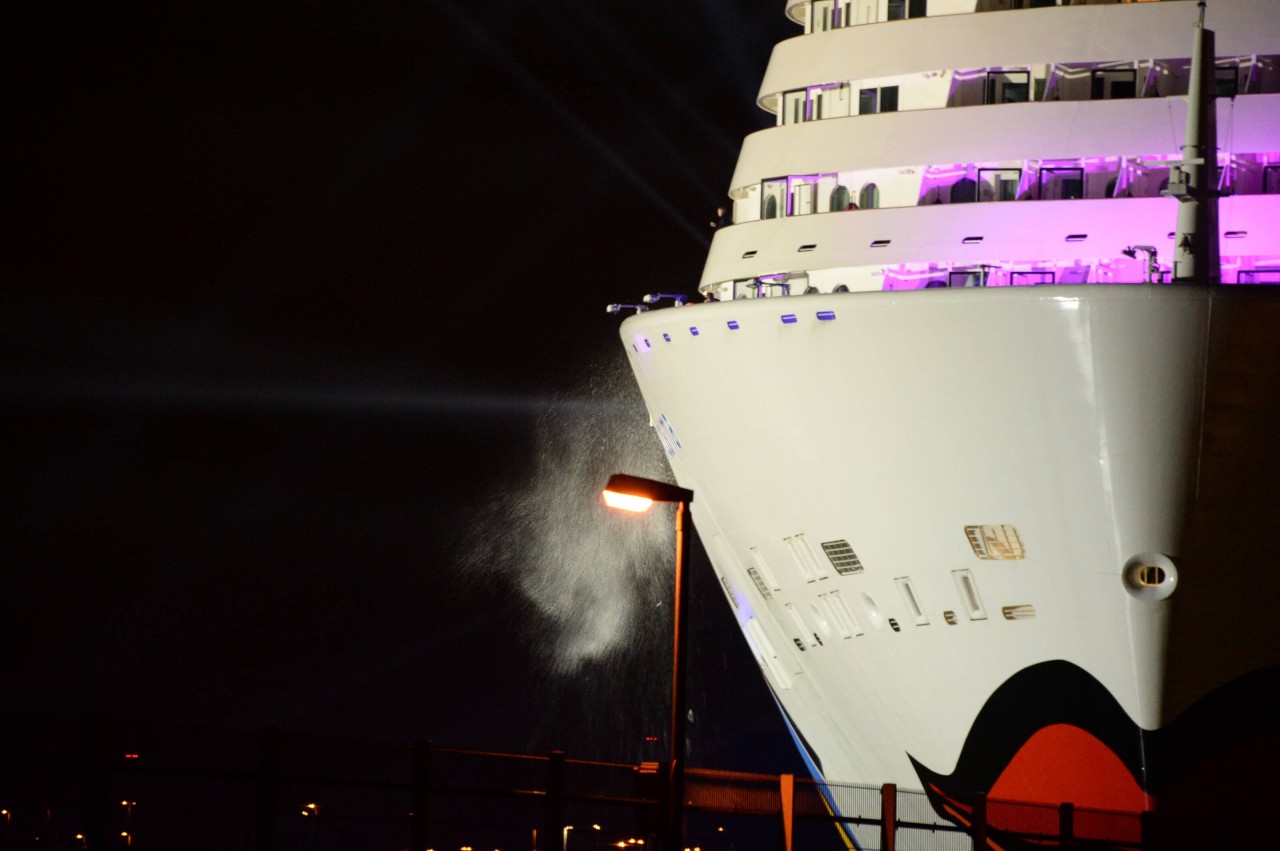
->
(746, 566), (773, 600)
(965, 525), (1026, 560)
(1002, 604), (1036, 621)
(820, 539), (865, 575)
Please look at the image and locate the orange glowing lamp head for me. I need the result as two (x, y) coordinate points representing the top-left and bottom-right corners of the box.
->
(601, 474), (693, 512)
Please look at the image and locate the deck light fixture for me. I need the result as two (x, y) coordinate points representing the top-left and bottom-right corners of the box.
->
(601, 473), (694, 851)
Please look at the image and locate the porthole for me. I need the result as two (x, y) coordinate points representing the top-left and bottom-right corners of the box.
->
(1122, 552), (1178, 601)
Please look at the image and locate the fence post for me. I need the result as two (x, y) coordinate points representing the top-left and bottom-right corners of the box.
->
(544, 750), (566, 851)
(972, 792), (988, 851)
(1059, 802), (1074, 851)
(411, 740), (432, 851)
(779, 773), (794, 851)
(255, 726), (281, 851)
(880, 783), (896, 851)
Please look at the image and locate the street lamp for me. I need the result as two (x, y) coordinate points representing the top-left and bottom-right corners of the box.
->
(563, 824), (574, 851)
(601, 473), (695, 851)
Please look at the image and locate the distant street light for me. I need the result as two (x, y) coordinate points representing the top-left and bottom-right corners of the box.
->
(601, 474), (695, 851)
(563, 824), (574, 851)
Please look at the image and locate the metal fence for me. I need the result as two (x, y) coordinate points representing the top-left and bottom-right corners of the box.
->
(0, 714), (1260, 851)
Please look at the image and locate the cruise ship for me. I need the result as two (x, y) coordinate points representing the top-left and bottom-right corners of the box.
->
(612, 0), (1279, 845)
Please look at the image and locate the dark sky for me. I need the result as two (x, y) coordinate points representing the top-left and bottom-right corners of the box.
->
(3, 1), (801, 774)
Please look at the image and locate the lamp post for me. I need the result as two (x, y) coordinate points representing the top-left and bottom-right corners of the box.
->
(601, 473), (694, 851)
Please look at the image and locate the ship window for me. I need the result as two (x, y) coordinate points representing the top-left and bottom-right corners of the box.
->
(880, 86), (899, 113)
(859, 183), (880, 209)
(950, 177), (977, 204)
(1002, 605), (1036, 621)
(820, 539), (864, 575)
(1239, 269), (1280, 284)
(1010, 271), (1055, 286)
(978, 168), (1020, 201)
(830, 184), (851, 211)
(888, 0), (927, 20)
(1039, 167), (1084, 200)
(949, 269), (989, 288)
(858, 85), (897, 115)
(952, 569), (988, 620)
(984, 70), (1030, 105)
(782, 89), (807, 125)
(859, 88), (878, 115)
(1092, 68), (1137, 100)
(1264, 166), (1280, 194)
(810, 0), (847, 34)
(762, 178), (786, 219)
(1215, 65), (1239, 99)
(943, 610), (958, 625)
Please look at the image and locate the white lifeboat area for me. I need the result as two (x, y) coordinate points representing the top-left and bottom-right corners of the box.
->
(700, 0), (1280, 294)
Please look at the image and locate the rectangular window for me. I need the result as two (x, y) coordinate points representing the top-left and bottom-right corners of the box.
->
(1092, 68), (1137, 100)
(1039, 167), (1085, 200)
(1265, 166), (1280, 195)
(782, 89), (806, 125)
(978, 167), (1021, 201)
(859, 88), (878, 115)
(1215, 66), (1239, 99)
(1010, 271), (1055, 286)
(811, 0), (836, 33)
(880, 85), (899, 113)
(985, 70), (1030, 104)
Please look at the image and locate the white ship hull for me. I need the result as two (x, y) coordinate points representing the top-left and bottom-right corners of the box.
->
(614, 1), (1280, 838)
(622, 284), (1280, 813)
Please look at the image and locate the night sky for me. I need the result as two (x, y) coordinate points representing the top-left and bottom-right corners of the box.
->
(3, 0), (803, 776)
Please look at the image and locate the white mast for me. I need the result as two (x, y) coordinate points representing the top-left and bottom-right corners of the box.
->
(1171, 0), (1221, 284)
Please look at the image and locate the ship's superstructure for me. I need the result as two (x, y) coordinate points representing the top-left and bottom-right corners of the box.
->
(615, 1), (1279, 846)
